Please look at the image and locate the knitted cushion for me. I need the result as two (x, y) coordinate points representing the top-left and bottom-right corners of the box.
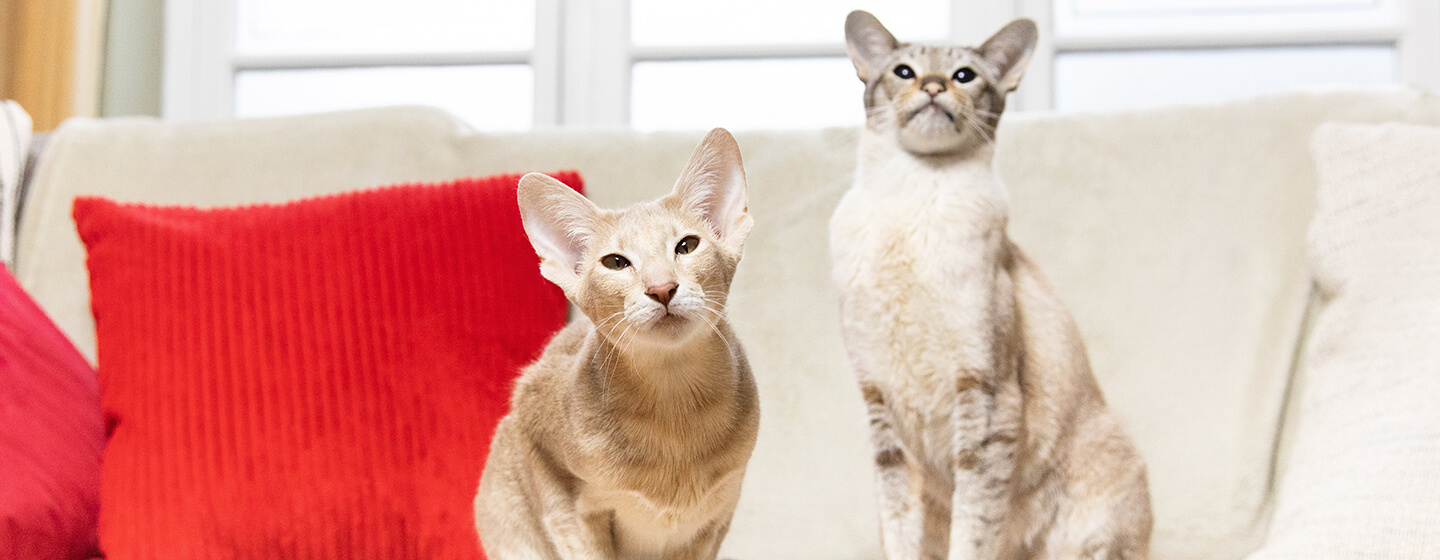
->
(0, 266), (103, 560)
(1247, 123), (1440, 558)
(72, 171), (581, 560)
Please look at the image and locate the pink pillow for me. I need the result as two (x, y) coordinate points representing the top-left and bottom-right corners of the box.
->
(0, 267), (104, 560)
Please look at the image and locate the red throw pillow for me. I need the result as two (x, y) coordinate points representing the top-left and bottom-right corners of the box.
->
(0, 268), (104, 560)
(72, 171), (581, 560)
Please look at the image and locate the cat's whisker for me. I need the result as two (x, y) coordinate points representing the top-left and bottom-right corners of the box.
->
(865, 106), (897, 125)
(585, 309), (630, 375)
(696, 313), (736, 363)
(965, 113), (997, 145)
(599, 321), (637, 407)
(699, 301), (729, 323)
(595, 309), (643, 404)
(609, 322), (645, 405)
(700, 290), (731, 304)
(698, 294), (731, 321)
(589, 309), (627, 339)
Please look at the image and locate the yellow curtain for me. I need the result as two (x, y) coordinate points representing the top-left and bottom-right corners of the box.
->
(0, 0), (107, 132)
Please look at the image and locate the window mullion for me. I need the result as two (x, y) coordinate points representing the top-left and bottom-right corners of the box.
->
(533, 0), (562, 127)
(952, 0), (1019, 44)
(1017, 0), (1055, 111)
(163, 0), (236, 121)
(1401, 0), (1440, 94)
(560, 0), (630, 126)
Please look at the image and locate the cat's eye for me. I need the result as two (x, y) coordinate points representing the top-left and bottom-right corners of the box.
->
(893, 64), (915, 79)
(601, 254), (631, 270)
(675, 235), (700, 255)
(952, 67), (977, 84)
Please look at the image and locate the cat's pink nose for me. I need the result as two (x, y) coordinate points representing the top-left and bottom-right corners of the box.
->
(921, 76), (946, 96)
(646, 282), (678, 307)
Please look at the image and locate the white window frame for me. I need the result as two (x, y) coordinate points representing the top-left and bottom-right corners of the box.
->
(163, 0), (1440, 126)
(1037, 0), (1440, 108)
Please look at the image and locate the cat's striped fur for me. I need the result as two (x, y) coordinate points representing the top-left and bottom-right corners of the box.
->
(830, 11), (1153, 560)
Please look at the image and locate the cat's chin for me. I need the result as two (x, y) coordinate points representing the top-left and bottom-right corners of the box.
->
(632, 313), (703, 346)
(898, 131), (966, 156)
(898, 120), (966, 156)
(893, 103), (966, 155)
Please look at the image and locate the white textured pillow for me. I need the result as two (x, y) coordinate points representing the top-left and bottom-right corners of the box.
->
(1, 100), (32, 269)
(1249, 122), (1440, 559)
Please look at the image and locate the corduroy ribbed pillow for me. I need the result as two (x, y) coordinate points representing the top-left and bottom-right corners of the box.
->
(0, 267), (104, 560)
(72, 171), (582, 560)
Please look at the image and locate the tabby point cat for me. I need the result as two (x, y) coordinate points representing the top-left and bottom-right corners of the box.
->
(830, 11), (1153, 560)
(474, 129), (759, 560)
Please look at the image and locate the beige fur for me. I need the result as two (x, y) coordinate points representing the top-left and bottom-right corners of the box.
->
(474, 129), (759, 560)
(831, 11), (1152, 560)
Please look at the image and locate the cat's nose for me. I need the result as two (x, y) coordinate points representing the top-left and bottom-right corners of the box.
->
(646, 282), (678, 307)
(921, 76), (946, 96)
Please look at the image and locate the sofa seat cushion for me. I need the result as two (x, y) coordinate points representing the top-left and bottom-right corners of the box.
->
(72, 171), (580, 560)
(0, 266), (103, 560)
(1248, 122), (1440, 559)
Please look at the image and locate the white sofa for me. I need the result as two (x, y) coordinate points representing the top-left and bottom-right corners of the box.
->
(13, 88), (1440, 560)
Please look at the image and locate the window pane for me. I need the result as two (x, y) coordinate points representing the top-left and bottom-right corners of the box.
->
(1053, 46), (1396, 113)
(1072, 0), (1374, 15)
(234, 65), (533, 131)
(631, 58), (864, 131)
(1054, 0), (1399, 38)
(631, 1), (949, 46)
(236, 0), (533, 55)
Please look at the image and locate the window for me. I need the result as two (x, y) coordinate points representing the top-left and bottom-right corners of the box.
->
(164, 0), (1440, 130)
(1046, 0), (1424, 112)
(1053, 46), (1398, 112)
(232, 65), (535, 130)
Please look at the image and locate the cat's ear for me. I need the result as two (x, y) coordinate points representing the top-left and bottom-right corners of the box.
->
(673, 128), (752, 255)
(845, 10), (899, 83)
(978, 19), (1038, 93)
(517, 172), (600, 292)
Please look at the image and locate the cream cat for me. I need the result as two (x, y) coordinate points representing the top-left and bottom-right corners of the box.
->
(474, 129), (759, 560)
(830, 11), (1152, 560)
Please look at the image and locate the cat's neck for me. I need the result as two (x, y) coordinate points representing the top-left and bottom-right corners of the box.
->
(856, 128), (1003, 195)
(591, 321), (738, 411)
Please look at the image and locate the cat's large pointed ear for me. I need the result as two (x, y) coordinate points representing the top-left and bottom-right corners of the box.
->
(978, 19), (1038, 93)
(517, 172), (600, 293)
(673, 128), (751, 255)
(845, 10), (899, 83)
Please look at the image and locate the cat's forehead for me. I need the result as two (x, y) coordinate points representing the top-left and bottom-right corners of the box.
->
(594, 200), (694, 249)
(898, 44), (983, 69)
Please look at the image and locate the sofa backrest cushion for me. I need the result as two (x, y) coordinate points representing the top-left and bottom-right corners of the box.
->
(72, 172), (578, 560)
(18, 90), (1440, 559)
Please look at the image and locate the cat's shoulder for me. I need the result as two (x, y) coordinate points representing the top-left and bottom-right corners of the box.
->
(511, 319), (592, 402)
(545, 318), (592, 357)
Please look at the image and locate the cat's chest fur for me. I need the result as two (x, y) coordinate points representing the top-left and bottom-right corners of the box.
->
(579, 463), (745, 559)
(567, 342), (757, 559)
(830, 151), (1013, 461)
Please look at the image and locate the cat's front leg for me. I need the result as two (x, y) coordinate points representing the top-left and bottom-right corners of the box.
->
(668, 518), (732, 560)
(860, 382), (926, 560)
(542, 509), (615, 560)
(530, 458), (616, 560)
(947, 374), (1018, 560)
